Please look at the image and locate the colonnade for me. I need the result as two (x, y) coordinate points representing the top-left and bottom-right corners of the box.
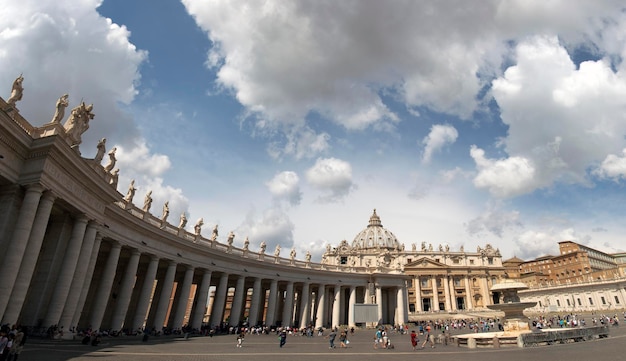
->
(0, 185), (407, 332)
(410, 274), (486, 313)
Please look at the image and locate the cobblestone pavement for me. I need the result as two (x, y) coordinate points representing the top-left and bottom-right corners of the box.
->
(21, 325), (626, 361)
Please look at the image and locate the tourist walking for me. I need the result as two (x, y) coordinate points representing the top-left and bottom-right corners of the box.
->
(410, 329), (419, 350)
(327, 328), (337, 348)
(278, 329), (287, 348)
(339, 329), (348, 348)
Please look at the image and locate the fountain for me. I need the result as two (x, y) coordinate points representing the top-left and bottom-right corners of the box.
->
(486, 279), (536, 332)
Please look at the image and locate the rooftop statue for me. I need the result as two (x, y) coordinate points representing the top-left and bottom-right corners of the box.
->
(143, 190), (153, 212)
(178, 212), (187, 229)
(6, 75), (24, 107)
(211, 224), (218, 241)
(103, 147), (116, 172)
(290, 248), (296, 260)
(259, 241), (267, 254)
(50, 94), (69, 124)
(109, 168), (119, 188)
(161, 201), (169, 224)
(243, 236), (250, 251)
(274, 245), (281, 257)
(194, 218), (204, 235)
(227, 231), (235, 245)
(94, 138), (106, 164)
(123, 179), (136, 203)
(63, 101), (94, 146)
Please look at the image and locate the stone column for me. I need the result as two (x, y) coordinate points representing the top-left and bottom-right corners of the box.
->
(449, 277), (457, 311)
(229, 275), (246, 326)
(172, 266), (194, 329)
(209, 273), (229, 327)
(110, 249), (141, 331)
(58, 221), (99, 330)
(364, 283), (371, 304)
(89, 242), (122, 330)
(72, 233), (103, 327)
(376, 286), (383, 325)
(152, 261), (178, 330)
(443, 275), (451, 311)
(1, 190), (54, 324)
(265, 279), (279, 326)
(43, 214), (89, 327)
(332, 284), (341, 328)
(247, 277), (263, 327)
(481, 276), (490, 306)
(0, 184), (45, 318)
(415, 276), (422, 312)
(348, 285), (356, 328)
(315, 285), (326, 329)
(299, 282), (311, 329)
(282, 281), (295, 327)
(464, 276), (473, 310)
(133, 256), (160, 330)
(396, 286), (406, 325)
(190, 269), (212, 330)
(432, 277), (440, 311)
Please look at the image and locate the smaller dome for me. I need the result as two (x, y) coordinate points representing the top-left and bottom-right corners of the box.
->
(351, 209), (401, 250)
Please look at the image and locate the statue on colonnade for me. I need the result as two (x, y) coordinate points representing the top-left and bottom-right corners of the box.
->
(50, 94), (69, 124)
(6, 75), (24, 107)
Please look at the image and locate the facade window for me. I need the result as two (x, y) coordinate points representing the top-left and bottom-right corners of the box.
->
(454, 278), (461, 286)
(556, 300), (560, 306)
(421, 278), (428, 288)
(601, 296), (606, 305)
(470, 260), (475, 265)
(615, 296), (620, 305)
(453, 258), (459, 264)
(340, 256), (347, 265)
(566, 299), (570, 306)
(577, 298), (582, 306)
(488, 257), (493, 265)
(407, 258), (412, 263)
(589, 297), (593, 305)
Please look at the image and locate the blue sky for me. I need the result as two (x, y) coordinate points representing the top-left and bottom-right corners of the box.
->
(3, 0), (626, 261)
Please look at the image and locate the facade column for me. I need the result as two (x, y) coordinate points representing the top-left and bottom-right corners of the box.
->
(332, 284), (342, 328)
(449, 277), (457, 310)
(247, 277), (263, 327)
(315, 285), (326, 329)
(229, 275), (246, 326)
(72, 233), (103, 327)
(364, 283), (371, 304)
(58, 222), (99, 329)
(152, 261), (178, 330)
(464, 276), (473, 310)
(375, 286), (383, 325)
(265, 279), (279, 326)
(481, 276), (490, 306)
(443, 275), (452, 311)
(348, 286), (356, 328)
(191, 269), (212, 329)
(282, 281), (295, 327)
(43, 214), (89, 327)
(209, 273), (229, 327)
(172, 266), (195, 329)
(110, 249), (141, 331)
(432, 276), (440, 311)
(396, 286), (406, 325)
(0, 184), (45, 318)
(299, 282), (311, 329)
(133, 256), (160, 330)
(414, 276), (422, 312)
(2, 190), (55, 324)
(89, 242), (122, 330)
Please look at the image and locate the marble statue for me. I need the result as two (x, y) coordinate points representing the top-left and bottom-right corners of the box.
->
(445, 244), (449, 252)
(428, 243), (433, 252)
(326, 244), (331, 253)
(109, 168), (119, 188)
(94, 138), (106, 164)
(290, 248), (296, 260)
(124, 180), (136, 203)
(305, 251), (311, 263)
(259, 241), (266, 254)
(412, 243), (417, 251)
(179, 212), (187, 229)
(438, 244), (443, 252)
(103, 147), (117, 172)
(194, 218), (204, 235)
(50, 94), (69, 123)
(7, 75), (24, 107)
(227, 231), (235, 246)
(243, 237), (250, 251)
(460, 245), (464, 252)
(63, 101), (94, 145)
(274, 245), (281, 257)
(211, 224), (218, 241)
(421, 241), (426, 251)
(143, 191), (152, 212)
(161, 201), (169, 223)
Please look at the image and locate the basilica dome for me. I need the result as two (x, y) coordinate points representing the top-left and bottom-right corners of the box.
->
(351, 209), (401, 250)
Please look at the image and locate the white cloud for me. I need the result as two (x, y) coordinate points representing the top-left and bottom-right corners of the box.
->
(266, 171), (302, 206)
(465, 206), (522, 238)
(237, 206), (295, 251)
(470, 145), (537, 198)
(305, 157), (355, 202)
(511, 230), (560, 259)
(422, 124), (458, 163)
(594, 149), (626, 181)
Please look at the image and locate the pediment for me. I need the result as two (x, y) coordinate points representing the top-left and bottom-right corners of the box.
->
(405, 257), (446, 268)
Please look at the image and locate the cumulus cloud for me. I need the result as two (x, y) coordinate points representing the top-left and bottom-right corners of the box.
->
(483, 35), (626, 196)
(465, 206), (522, 238)
(594, 149), (626, 181)
(510, 230), (559, 259)
(266, 171), (302, 206)
(305, 157), (355, 203)
(0, 0), (147, 150)
(422, 124), (458, 164)
(236, 206), (295, 251)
